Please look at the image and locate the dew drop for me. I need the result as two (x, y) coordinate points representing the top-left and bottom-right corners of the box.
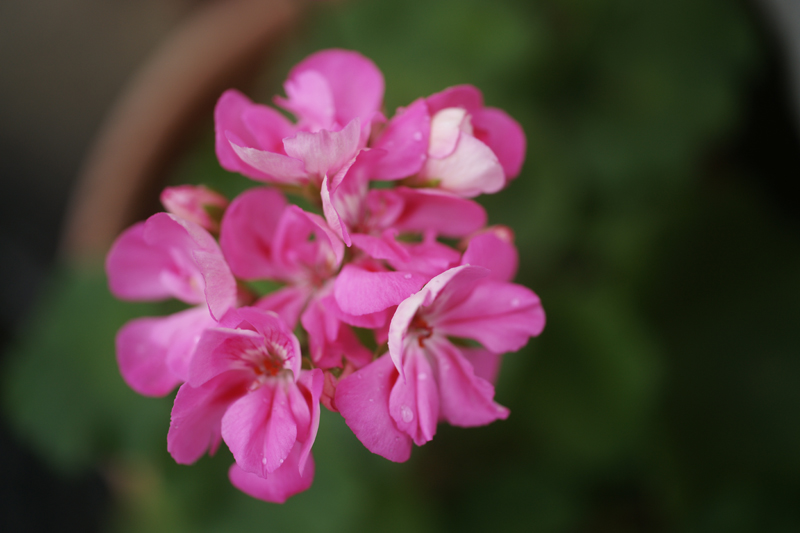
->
(511, 298), (520, 307)
(400, 405), (414, 423)
(404, 273), (412, 279)
(280, 459), (284, 464)
(418, 372), (427, 380)
(413, 131), (423, 141)
(262, 457), (267, 465)
(369, 398), (374, 402)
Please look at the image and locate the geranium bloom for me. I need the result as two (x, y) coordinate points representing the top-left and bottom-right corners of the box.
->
(106, 212), (236, 396)
(167, 307), (323, 503)
(108, 47), (542, 504)
(336, 238), (544, 461)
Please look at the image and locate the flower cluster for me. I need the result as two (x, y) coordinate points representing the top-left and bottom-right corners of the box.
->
(106, 49), (545, 503)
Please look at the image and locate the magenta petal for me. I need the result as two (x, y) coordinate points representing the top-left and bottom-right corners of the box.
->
(222, 383), (297, 477)
(389, 349), (439, 446)
(335, 354), (413, 462)
(254, 286), (312, 330)
(295, 369), (323, 474)
(287, 205), (345, 271)
(228, 135), (309, 185)
(472, 107), (526, 179)
(371, 187), (487, 238)
(434, 279), (546, 353)
(334, 264), (427, 316)
(228, 445), (314, 504)
(276, 69), (335, 131)
(242, 104), (296, 153)
(283, 119), (361, 180)
(106, 221), (178, 302)
(285, 49), (384, 128)
(426, 84), (484, 114)
(430, 338), (509, 427)
(214, 89), (270, 180)
(167, 372), (249, 464)
(461, 230), (519, 282)
(116, 315), (185, 397)
(460, 346), (504, 385)
(189, 327), (263, 387)
(220, 187), (287, 281)
(371, 98), (430, 179)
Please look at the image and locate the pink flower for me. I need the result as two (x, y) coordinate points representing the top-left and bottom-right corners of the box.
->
(106, 213), (237, 396)
(167, 307), (323, 503)
(215, 50), (385, 188)
(336, 263), (544, 462)
(414, 85), (526, 197)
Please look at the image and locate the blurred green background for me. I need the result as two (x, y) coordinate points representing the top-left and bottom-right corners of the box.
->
(3, 0), (800, 531)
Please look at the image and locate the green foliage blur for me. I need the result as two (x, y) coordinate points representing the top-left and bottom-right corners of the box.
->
(5, 0), (800, 530)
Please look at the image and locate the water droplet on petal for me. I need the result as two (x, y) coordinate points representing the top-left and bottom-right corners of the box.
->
(262, 457), (267, 465)
(418, 372), (427, 380)
(401, 405), (414, 423)
(369, 398), (374, 402)
(280, 459), (284, 464)
(511, 298), (520, 307)
(404, 273), (412, 279)
(413, 131), (423, 141)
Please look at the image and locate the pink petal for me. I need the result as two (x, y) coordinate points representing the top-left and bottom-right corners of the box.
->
(242, 104), (296, 153)
(106, 221), (179, 302)
(228, 445), (314, 503)
(220, 187), (288, 280)
(389, 347), (439, 446)
(276, 205), (345, 274)
(189, 327), (263, 387)
(214, 89), (295, 180)
(426, 85), (484, 115)
(461, 229), (519, 282)
(228, 134), (309, 185)
(254, 285), (312, 330)
(281, 49), (384, 128)
(371, 98), (430, 179)
(433, 279), (546, 353)
(222, 383), (297, 476)
(419, 132), (504, 198)
(301, 293), (372, 369)
(107, 213), (236, 318)
(335, 354), (413, 462)
(167, 372), (250, 464)
(320, 149), (379, 246)
(283, 118), (361, 181)
(116, 313), (193, 397)
(334, 263), (427, 316)
(294, 369), (323, 474)
(459, 346), (504, 385)
(368, 187), (487, 237)
(320, 175), (350, 246)
(429, 338), (509, 427)
(472, 107), (526, 179)
(276, 69), (335, 131)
